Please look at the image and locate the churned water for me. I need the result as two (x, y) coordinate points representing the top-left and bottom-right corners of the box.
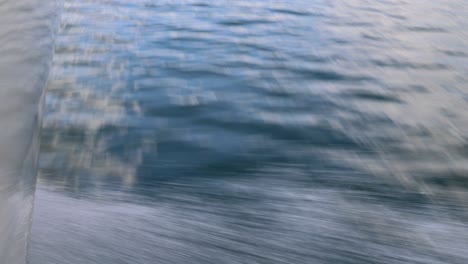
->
(29, 0), (468, 263)
(0, 1), (59, 263)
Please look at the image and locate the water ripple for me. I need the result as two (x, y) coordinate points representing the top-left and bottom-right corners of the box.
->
(29, 0), (468, 263)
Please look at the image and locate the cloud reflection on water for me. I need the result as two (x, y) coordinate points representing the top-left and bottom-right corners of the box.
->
(31, 0), (468, 263)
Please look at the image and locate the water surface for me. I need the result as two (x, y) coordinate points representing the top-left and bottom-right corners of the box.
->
(30, 0), (468, 263)
(0, 1), (58, 263)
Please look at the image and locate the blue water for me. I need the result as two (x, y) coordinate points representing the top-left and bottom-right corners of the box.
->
(29, 0), (468, 263)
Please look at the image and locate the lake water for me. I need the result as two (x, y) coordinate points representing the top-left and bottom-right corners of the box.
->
(29, 0), (468, 263)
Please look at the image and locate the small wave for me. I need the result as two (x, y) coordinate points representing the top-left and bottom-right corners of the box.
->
(343, 90), (402, 103)
(407, 26), (448, 33)
(268, 8), (315, 17)
(218, 19), (273, 26)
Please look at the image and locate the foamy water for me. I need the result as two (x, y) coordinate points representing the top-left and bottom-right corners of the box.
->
(0, 1), (59, 263)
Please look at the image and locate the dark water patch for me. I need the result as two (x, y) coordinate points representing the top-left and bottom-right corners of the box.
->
(361, 33), (383, 41)
(406, 26), (449, 33)
(169, 35), (214, 43)
(344, 21), (375, 27)
(191, 2), (210, 7)
(331, 38), (350, 44)
(408, 84), (430, 93)
(440, 50), (468, 57)
(291, 68), (374, 82)
(343, 89), (402, 103)
(218, 19), (274, 27)
(453, 142), (468, 157)
(424, 171), (468, 190)
(295, 53), (333, 63)
(199, 117), (366, 151)
(240, 42), (276, 53)
(386, 14), (406, 21)
(143, 101), (222, 119)
(371, 59), (449, 70)
(167, 26), (214, 34)
(164, 65), (229, 79)
(268, 8), (315, 17)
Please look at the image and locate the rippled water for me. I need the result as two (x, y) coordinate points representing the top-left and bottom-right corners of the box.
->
(29, 0), (468, 263)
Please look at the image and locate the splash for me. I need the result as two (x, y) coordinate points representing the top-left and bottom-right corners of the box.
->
(0, 1), (60, 263)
